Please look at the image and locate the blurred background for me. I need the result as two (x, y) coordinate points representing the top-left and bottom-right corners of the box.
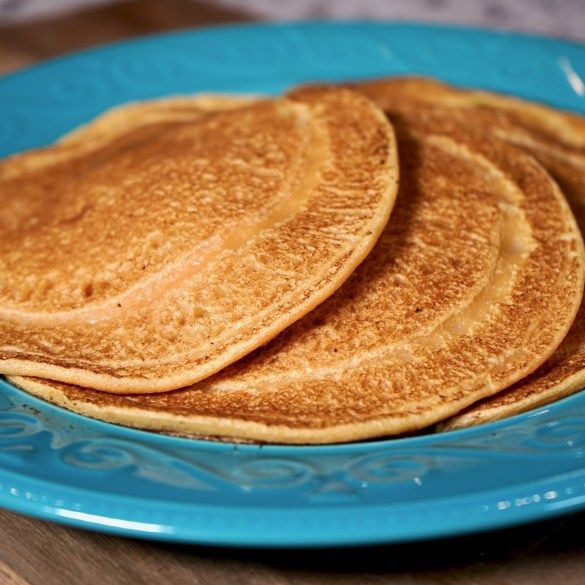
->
(0, 0), (583, 76)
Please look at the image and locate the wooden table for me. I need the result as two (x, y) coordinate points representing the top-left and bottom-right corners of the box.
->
(1, 2), (585, 583)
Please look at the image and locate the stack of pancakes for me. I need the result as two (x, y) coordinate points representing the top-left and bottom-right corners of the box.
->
(1, 79), (585, 444)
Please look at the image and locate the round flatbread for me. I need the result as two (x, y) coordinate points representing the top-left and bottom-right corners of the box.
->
(0, 87), (398, 393)
(354, 76), (585, 430)
(353, 77), (585, 430)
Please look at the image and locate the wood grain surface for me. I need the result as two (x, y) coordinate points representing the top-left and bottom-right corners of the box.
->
(1, 1), (585, 583)
(1, 506), (585, 585)
(0, 0), (252, 75)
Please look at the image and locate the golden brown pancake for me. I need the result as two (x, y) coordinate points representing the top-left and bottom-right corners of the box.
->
(0, 96), (256, 180)
(353, 76), (585, 430)
(0, 88), (399, 393)
(8, 99), (584, 443)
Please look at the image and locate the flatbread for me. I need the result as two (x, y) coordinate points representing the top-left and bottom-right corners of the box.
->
(9, 98), (584, 443)
(352, 78), (585, 429)
(0, 87), (398, 393)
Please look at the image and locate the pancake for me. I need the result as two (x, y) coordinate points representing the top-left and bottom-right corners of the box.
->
(8, 99), (584, 443)
(0, 96), (256, 180)
(0, 87), (399, 393)
(353, 76), (585, 429)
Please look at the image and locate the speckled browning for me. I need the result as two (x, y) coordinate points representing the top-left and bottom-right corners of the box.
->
(9, 92), (585, 443)
(355, 78), (585, 430)
(0, 88), (398, 393)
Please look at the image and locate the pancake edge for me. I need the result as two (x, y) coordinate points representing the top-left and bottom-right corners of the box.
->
(6, 374), (493, 444)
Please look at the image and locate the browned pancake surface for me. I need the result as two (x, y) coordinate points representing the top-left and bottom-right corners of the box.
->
(0, 88), (398, 393)
(353, 76), (585, 429)
(353, 78), (585, 429)
(10, 96), (584, 443)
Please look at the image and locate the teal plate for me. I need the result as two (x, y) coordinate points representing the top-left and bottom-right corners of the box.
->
(1, 21), (585, 548)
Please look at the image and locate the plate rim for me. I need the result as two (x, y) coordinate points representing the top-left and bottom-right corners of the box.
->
(2, 19), (585, 85)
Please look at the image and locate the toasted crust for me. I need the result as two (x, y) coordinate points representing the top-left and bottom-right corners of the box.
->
(0, 88), (398, 393)
(354, 78), (585, 430)
(8, 93), (585, 443)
